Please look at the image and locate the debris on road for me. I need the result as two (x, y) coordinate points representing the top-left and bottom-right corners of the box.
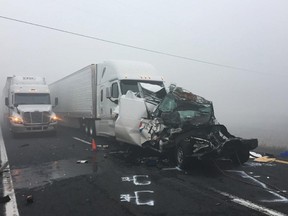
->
(254, 156), (288, 165)
(249, 151), (262, 158)
(0, 195), (11, 204)
(20, 143), (30, 148)
(26, 195), (34, 204)
(264, 153), (275, 157)
(77, 160), (88, 164)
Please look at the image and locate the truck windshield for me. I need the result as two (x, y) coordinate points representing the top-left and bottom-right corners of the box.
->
(14, 93), (51, 105)
(120, 80), (164, 95)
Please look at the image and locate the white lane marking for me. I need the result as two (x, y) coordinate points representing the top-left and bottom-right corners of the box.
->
(227, 170), (288, 203)
(227, 170), (267, 188)
(161, 167), (182, 171)
(211, 188), (287, 216)
(72, 137), (91, 145)
(72, 137), (103, 147)
(264, 191), (288, 203)
(0, 128), (20, 216)
(161, 167), (178, 171)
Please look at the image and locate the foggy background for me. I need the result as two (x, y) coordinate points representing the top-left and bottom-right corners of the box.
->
(1, 0), (288, 149)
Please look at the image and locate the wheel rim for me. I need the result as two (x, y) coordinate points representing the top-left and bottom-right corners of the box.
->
(85, 125), (89, 134)
(89, 127), (93, 136)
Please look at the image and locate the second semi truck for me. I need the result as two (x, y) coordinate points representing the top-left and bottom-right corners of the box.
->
(2, 76), (58, 137)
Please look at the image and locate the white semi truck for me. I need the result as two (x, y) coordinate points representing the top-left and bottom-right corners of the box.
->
(2, 76), (58, 136)
(49, 60), (165, 145)
(49, 60), (257, 168)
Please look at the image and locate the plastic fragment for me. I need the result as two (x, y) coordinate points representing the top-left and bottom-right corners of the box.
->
(254, 156), (288, 164)
(0, 195), (11, 204)
(26, 195), (33, 204)
(250, 151), (262, 158)
(77, 160), (88, 164)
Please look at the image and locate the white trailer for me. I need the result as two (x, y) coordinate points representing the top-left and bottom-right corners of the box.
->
(2, 76), (58, 136)
(49, 60), (165, 145)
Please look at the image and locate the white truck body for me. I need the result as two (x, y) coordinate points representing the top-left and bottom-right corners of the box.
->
(2, 76), (58, 135)
(49, 60), (165, 146)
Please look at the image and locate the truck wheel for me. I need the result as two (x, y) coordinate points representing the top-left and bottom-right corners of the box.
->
(176, 145), (189, 169)
(84, 121), (89, 135)
(79, 119), (86, 134)
(231, 148), (249, 165)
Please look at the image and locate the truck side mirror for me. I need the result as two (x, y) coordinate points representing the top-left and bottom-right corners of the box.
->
(54, 97), (58, 106)
(5, 97), (9, 106)
(106, 87), (111, 98)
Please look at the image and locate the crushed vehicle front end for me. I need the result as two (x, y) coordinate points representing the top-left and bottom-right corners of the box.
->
(140, 86), (258, 168)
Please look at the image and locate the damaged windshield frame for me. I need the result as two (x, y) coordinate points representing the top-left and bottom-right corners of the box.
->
(120, 80), (164, 95)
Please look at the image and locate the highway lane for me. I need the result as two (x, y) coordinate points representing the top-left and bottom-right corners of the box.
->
(1, 125), (288, 216)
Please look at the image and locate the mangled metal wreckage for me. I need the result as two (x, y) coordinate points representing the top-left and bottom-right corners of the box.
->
(115, 84), (258, 169)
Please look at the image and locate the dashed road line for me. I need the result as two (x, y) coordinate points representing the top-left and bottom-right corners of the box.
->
(72, 137), (91, 145)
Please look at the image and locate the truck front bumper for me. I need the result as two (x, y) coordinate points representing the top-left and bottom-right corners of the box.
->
(10, 121), (57, 133)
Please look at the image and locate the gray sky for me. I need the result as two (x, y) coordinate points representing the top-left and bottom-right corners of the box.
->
(1, 0), (288, 148)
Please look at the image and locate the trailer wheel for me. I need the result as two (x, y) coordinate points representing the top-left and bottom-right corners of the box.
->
(89, 121), (96, 138)
(89, 124), (93, 137)
(176, 145), (189, 169)
(79, 119), (86, 134)
(84, 121), (89, 135)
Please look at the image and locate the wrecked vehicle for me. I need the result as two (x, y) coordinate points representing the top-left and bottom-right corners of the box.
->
(49, 60), (257, 169)
(138, 85), (258, 168)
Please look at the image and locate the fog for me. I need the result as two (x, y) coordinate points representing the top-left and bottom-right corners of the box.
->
(1, 0), (288, 148)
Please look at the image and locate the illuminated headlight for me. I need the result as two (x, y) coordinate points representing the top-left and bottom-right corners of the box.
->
(10, 115), (23, 124)
(50, 113), (58, 122)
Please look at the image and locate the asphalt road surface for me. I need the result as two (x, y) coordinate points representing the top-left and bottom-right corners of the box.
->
(1, 125), (288, 216)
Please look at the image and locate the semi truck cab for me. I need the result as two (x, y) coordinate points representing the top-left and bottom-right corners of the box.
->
(3, 76), (58, 136)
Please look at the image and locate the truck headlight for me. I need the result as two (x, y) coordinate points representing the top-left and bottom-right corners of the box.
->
(50, 113), (58, 122)
(10, 116), (23, 124)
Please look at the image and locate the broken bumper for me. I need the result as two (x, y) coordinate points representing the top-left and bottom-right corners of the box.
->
(10, 121), (57, 133)
(187, 138), (258, 160)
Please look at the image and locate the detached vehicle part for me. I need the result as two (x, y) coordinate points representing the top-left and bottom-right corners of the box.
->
(140, 86), (258, 169)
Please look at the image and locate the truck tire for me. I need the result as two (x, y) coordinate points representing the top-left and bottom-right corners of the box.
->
(176, 145), (190, 169)
(89, 121), (96, 138)
(84, 121), (89, 136)
(79, 119), (86, 134)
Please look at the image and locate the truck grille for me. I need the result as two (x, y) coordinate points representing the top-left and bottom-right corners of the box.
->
(23, 112), (50, 124)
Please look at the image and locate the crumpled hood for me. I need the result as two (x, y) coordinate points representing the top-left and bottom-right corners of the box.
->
(17, 104), (52, 112)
